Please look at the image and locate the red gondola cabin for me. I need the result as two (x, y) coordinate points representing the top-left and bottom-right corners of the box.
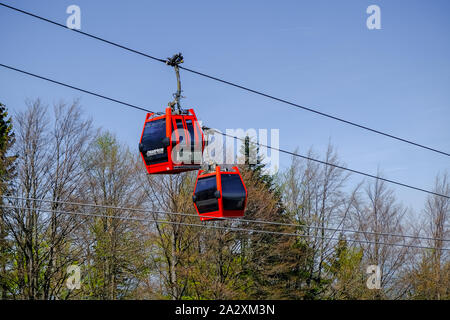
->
(193, 166), (247, 221)
(139, 107), (205, 174)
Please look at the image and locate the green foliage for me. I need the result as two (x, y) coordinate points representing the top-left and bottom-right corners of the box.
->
(0, 102), (16, 299)
(0, 102), (17, 196)
(324, 239), (366, 299)
(240, 135), (278, 193)
(2, 100), (447, 300)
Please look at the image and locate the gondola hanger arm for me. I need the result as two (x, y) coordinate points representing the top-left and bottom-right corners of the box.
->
(166, 52), (185, 114)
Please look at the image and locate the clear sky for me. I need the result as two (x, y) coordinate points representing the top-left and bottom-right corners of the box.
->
(1, 0), (449, 213)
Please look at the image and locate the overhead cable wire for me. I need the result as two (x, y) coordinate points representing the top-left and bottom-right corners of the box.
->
(0, 63), (159, 114)
(207, 128), (450, 200)
(180, 65), (450, 157)
(2, 204), (448, 251)
(1, 2), (449, 157)
(1, 63), (448, 200)
(0, 3), (166, 64)
(3, 196), (449, 244)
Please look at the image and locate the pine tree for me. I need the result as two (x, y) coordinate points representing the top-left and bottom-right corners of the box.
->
(0, 102), (16, 299)
(240, 135), (276, 191)
(324, 238), (365, 299)
(237, 135), (310, 298)
(239, 135), (284, 213)
(0, 102), (16, 196)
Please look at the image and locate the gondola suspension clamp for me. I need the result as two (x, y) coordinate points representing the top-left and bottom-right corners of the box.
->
(166, 53), (185, 114)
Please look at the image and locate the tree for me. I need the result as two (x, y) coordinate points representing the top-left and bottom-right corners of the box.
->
(235, 136), (304, 299)
(3, 99), (94, 299)
(138, 170), (201, 300)
(324, 238), (365, 299)
(0, 102), (16, 196)
(0, 102), (17, 299)
(6, 99), (51, 299)
(279, 144), (353, 299)
(407, 173), (449, 299)
(76, 132), (150, 299)
(183, 222), (252, 300)
(347, 175), (410, 299)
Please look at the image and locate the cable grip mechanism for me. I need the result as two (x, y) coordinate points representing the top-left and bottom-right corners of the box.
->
(166, 53), (185, 114)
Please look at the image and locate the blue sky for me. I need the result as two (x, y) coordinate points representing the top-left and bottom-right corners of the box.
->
(1, 0), (449, 212)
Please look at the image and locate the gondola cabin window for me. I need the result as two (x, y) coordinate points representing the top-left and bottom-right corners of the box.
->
(194, 176), (219, 214)
(221, 174), (246, 211)
(141, 119), (168, 165)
